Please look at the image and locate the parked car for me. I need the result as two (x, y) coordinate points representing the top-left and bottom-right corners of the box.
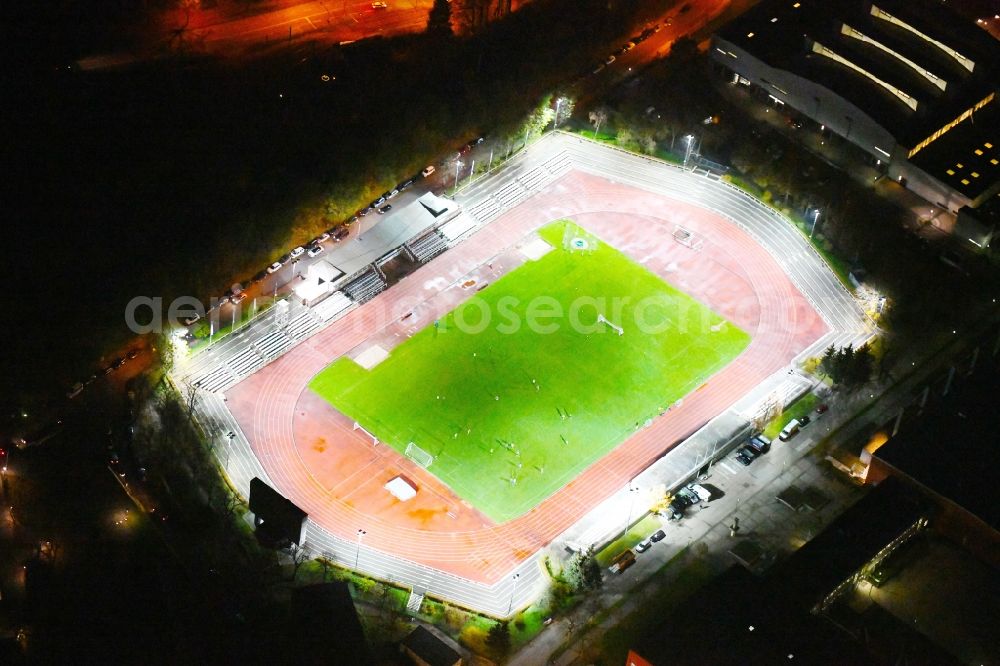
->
(736, 444), (760, 466)
(314, 232), (331, 244)
(230, 291), (248, 304)
(332, 225), (350, 241)
(608, 549), (636, 574)
(371, 1), (387, 7)
(112, 357), (125, 369)
(798, 415), (811, 427)
(815, 403), (829, 415)
(251, 269), (269, 283)
(67, 382), (84, 399)
(109, 452), (126, 477)
(371, 196), (386, 208)
(650, 529), (666, 542)
(421, 165), (436, 177)
(687, 483), (712, 503)
(592, 63), (606, 74)
(634, 539), (652, 553)
(398, 178), (415, 191)
(779, 419), (801, 441)
(126, 349), (140, 360)
(664, 505), (683, 520)
(307, 244), (325, 258)
(358, 207), (372, 216)
(289, 246), (305, 259)
(267, 262), (283, 274)
(377, 204), (392, 214)
(669, 487), (699, 516)
(347, 215), (359, 225)
(605, 55), (616, 65)
(747, 434), (771, 454)
(624, 41), (636, 51)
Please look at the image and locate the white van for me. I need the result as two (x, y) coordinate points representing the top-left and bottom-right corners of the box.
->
(779, 419), (801, 441)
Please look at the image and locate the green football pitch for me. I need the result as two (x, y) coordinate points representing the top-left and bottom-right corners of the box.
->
(309, 221), (750, 523)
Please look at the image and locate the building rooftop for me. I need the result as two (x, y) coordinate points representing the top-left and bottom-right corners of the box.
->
(291, 583), (372, 663)
(401, 625), (462, 666)
(717, 0), (1000, 196)
(908, 99), (1000, 201)
(875, 359), (1000, 531)
(631, 480), (953, 666)
(778, 476), (927, 607)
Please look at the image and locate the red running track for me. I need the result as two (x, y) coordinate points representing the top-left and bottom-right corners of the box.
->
(226, 171), (828, 584)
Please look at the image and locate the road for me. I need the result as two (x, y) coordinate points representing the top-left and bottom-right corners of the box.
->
(572, 0), (760, 102)
(157, 0), (434, 54)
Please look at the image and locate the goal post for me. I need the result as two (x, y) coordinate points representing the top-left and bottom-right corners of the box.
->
(353, 422), (379, 446)
(405, 442), (434, 468)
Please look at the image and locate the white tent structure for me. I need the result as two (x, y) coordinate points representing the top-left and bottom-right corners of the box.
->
(294, 260), (344, 306)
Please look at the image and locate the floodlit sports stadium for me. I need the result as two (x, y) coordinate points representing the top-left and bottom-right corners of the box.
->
(178, 132), (869, 616)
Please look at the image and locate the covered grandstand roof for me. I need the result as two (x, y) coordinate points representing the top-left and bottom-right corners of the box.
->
(717, 0), (1000, 198)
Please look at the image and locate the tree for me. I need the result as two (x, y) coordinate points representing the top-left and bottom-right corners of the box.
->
(185, 381), (200, 420)
(289, 544), (310, 581)
(554, 96), (575, 128)
(524, 96), (556, 139)
(561, 548), (602, 593)
(427, 0), (453, 37)
(589, 108), (608, 137)
(615, 127), (635, 149)
(486, 620), (511, 658)
(819, 344), (837, 378)
(819, 344), (874, 389)
(575, 549), (602, 591)
(453, 0), (490, 34)
(638, 130), (658, 155)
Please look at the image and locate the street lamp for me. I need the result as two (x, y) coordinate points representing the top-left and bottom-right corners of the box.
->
(454, 160), (463, 192)
(354, 528), (367, 570)
(555, 97), (565, 128)
(810, 208), (821, 238)
(683, 134), (696, 167)
(507, 573), (521, 615)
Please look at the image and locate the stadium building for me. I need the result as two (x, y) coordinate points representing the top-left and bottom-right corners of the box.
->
(711, 0), (1000, 214)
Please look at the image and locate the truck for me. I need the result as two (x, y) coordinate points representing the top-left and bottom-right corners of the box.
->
(608, 549), (636, 574)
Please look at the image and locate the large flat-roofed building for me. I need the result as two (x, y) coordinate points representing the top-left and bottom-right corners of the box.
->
(712, 0), (1000, 212)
